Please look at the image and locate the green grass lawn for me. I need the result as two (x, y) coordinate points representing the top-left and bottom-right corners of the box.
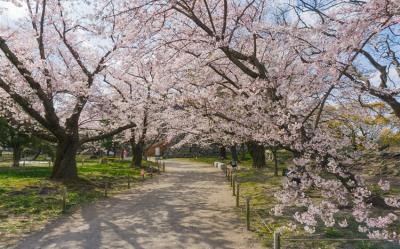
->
(188, 152), (400, 249)
(0, 158), (157, 248)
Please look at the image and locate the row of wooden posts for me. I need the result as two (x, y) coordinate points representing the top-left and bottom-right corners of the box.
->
(61, 160), (166, 213)
(223, 164), (390, 248)
(224, 167), (251, 230)
(222, 165), (281, 249)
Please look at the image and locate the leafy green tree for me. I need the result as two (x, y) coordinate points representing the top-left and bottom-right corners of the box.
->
(0, 118), (30, 167)
(0, 118), (55, 166)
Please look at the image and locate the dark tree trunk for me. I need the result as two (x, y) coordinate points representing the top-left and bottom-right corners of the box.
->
(247, 141), (266, 168)
(240, 143), (246, 161)
(120, 149), (125, 159)
(231, 145), (238, 162)
(132, 142), (144, 167)
(12, 144), (22, 168)
(351, 130), (357, 150)
(130, 131), (144, 168)
(219, 146), (227, 160)
(112, 147), (117, 158)
(51, 137), (79, 180)
(272, 148), (278, 176)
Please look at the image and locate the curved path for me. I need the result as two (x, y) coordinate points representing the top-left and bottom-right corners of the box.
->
(16, 159), (263, 249)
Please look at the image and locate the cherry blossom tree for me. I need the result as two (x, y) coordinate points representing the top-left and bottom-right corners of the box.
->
(163, 0), (400, 240)
(278, 0), (400, 240)
(104, 55), (169, 167)
(0, 0), (399, 241)
(0, 0), (160, 180)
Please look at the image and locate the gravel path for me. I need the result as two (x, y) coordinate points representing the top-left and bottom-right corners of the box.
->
(16, 159), (263, 249)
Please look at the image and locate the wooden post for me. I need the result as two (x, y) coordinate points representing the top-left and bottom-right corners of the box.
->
(273, 232), (281, 249)
(231, 173), (234, 187)
(104, 182), (108, 197)
(233, 177), (236, 196)
(157, 163), (160, 173)
(236, 183), (240, 207)
(127, 175), (131, 189)
(81, 159), (84, 167)
(246, 197), (251, 231)
(162, 162), (165, 172)
(61, 186), (67, 212)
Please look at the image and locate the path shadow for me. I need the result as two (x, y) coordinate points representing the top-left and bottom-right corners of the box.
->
(16, 160), (255, 249)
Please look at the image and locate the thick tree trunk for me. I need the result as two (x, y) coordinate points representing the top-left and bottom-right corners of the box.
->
(12, 145), (22, 168)
(130, 132), (144, 168)
(272, 148), (278, 176)
(120, 149), (125, 160)
(131, 142), (144, 167)
(247, 141), (266, 168)
(219, 146), (227, 160)
(51, 137), (79, 180)
(240, 143), (246, 161)
(231, 145), (238, 162)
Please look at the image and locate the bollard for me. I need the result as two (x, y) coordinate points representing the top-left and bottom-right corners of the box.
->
(233, 177), (236, 196)
(246, 197), (251, 230)
(61, 186), (67, 212)
(273, 232), (281, 249)
(231, 173), (234, 187)
(157, 163), (160, 173)
(39, 181), (44, 191)
(128, 175), (131, 189)
(163, 162), (165, 172)
(104, 182), (108, 197)
(236, 183), (240, 207)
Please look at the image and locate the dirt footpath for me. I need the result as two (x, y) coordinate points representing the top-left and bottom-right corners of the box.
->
(16, 159), (263, 249)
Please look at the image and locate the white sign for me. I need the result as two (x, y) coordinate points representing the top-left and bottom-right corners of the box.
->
(155, 147), (161, 156)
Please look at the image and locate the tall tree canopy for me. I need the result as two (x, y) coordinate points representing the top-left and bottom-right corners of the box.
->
(1, 0), (400, 241)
